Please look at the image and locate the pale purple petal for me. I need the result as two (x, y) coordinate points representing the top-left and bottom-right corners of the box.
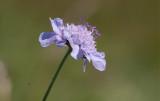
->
(67, 37), (83, 59)
(90, 54), (106, 71)
(56, 40), (66, 47)
(62, 28), (70, 39)
(83, 51), (91, 62)
(92, 60), (106, 71)
(83, 58), (88, 72)
(62, 28), (83, 59)
(94, 52), (105, 58)
(71, 45), (83, 59)
(50, 18), (63, 35)
(39, 32), (60, 47)
(81, 42), (91, 61)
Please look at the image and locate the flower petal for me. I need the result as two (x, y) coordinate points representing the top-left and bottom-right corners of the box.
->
(62, 28), (70, 39)
(83, 51), (91, 62)
(94, 52), (105, 58)
(49, 17), (63, 35)
(56, 40), (66, 47)
(39, 32), (60, 47)
(92, 60), (106, 71)
(81, 42), (91, 61)
(83, 58), (88, 72)
(90, 53), (106, 71)
(71, 45), (83, 59)
(67, 36), (83, 59)
(63, 28), (83, 59)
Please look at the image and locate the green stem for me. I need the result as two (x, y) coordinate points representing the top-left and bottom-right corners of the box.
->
(42, 47), (72, 101)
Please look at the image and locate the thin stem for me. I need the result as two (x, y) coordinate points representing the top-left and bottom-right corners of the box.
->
(42, 47), (72, 101)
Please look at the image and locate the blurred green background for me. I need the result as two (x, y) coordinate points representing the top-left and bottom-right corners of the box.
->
(0, 0), (158, 101)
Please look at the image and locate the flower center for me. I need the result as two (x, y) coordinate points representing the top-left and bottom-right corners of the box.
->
(66, 23), (99, 53)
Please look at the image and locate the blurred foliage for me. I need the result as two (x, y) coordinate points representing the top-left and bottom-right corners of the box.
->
(0, 0), (158, 101)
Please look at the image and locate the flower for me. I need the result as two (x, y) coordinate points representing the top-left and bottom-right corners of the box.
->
(39, 18), (106, 72)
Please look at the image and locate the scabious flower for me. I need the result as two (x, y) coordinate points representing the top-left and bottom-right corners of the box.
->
(39, 18), (106, 72)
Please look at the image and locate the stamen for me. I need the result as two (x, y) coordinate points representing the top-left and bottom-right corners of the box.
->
(93, 32), (101, 40)
(79, 17), (82, 23)
(92, 32), (96, 36)
(89, 25), (92, 30)
(86, 22), (89, 26)
(97, 33), (101, 37)
(94, 36), (98, 40)
(92, 26), (96, 29)
(94, 29), (98, 32)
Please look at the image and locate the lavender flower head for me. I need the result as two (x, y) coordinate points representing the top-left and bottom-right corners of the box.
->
(39, 18), (106, 72)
